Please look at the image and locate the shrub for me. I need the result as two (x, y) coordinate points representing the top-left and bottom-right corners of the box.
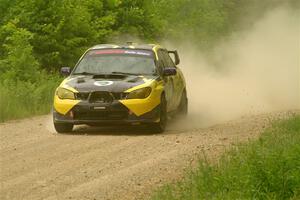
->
(152, 116), (300, 200)
(0, 22), (61, 122)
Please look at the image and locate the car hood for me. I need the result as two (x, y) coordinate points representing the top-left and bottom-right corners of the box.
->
(62, 74), (159, 93)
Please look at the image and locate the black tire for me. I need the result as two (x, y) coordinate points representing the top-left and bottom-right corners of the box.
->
(150, 95), (167, 133)
(54, 122), (73, 133)
(178, 89), (188, 116)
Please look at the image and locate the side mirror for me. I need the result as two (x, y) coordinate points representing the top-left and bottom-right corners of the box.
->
(60, 67), (71, 76)
(163, 68), (177, 76)
(168, 50), (180, 65)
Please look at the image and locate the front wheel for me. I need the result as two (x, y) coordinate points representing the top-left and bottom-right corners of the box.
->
(54, 122), (73, 133)
(150, 95), (167, 133)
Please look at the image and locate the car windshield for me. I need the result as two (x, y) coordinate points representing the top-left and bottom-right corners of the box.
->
(73, 49), (156, 75)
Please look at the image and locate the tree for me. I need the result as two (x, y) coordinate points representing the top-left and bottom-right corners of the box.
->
(0, 22), (40, 83)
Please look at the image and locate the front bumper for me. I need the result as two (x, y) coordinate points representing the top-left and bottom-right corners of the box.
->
(53, 101), (160, 125)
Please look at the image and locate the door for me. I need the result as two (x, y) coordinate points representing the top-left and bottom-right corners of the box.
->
(162, 50), (183, 110)
(157, 50), (175, 112)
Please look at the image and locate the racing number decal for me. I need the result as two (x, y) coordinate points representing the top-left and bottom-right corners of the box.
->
(94, 81), (114, 86)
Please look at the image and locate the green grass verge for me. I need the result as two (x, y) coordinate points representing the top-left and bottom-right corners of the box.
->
(0, 77), (61, 122)
(151, 116), (300, 200)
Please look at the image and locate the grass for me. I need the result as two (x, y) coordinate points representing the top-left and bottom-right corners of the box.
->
(151, 116), (300, 200)
(0, 77), (61, 122)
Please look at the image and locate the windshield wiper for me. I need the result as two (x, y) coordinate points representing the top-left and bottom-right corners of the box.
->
(111, 71), (139, 76)
(73, 72), (96, 75)
(73, 71), (140, 76)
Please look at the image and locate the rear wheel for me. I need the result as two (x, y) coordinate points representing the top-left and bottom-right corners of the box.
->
(150, 95), (167, 133)
(54, 122), (73, 133)
(178, 89), (188, 116)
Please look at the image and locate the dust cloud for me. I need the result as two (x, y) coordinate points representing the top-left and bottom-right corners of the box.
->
(170, 6), (300, 128)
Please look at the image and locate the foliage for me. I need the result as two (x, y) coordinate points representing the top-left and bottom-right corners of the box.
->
(0, 0), (164, 69)
(0, 0), (297, 121)
(0, 77), (60, 122)
(1, 0), (296, 70)
(151, 116), (300, 200)
(0, 22), (40, 83)
(0, 21), (61, 122)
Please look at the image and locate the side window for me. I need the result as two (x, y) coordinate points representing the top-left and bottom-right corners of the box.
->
(162, 50), (176, 68)
(157, 50), (167, 74)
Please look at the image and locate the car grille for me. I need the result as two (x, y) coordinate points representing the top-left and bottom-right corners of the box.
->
(75, 92), (126, 101)
(89, 91), (113, 103)
(111, 92), (127, 100)
(75, 92), (90, 100)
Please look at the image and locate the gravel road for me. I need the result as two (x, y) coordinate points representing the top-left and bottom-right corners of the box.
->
(0, 111), (298, 200)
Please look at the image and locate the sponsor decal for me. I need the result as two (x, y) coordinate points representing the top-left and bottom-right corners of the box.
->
(124, 50), (152, 56)
(94, 81), (114, 86)
(89, 49), (153, 57)
(92, 50), (125, 55)
(93, 106), (106, 110)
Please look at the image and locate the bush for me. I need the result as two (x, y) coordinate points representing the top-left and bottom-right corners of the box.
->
(0, 22), (61, 122)
(0, 76), (60, 122)
(0, 22), (40, 83)
(152, 116), (300, 200)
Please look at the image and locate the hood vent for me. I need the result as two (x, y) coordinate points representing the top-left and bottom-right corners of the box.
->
(127, 77), (142, 83)
(93, 74), (125, 79)
(77, 77), (85, 83)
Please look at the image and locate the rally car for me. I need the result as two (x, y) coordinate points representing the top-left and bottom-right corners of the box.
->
(53, 43), (188, 133)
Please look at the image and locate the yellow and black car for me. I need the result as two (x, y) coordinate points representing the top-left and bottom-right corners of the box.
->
(53, 44), (188, 133)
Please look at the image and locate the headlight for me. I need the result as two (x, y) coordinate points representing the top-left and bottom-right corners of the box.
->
(126, 87), (152, 99)
(56, 87), (75, 100)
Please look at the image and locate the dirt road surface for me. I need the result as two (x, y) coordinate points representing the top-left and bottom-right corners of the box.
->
(0, 111), (298, 200)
